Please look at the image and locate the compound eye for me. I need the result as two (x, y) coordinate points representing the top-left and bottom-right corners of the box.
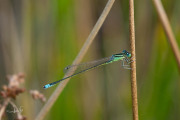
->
(122, 50), (126, 53)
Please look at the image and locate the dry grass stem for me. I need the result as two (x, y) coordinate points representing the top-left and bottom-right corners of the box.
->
(129, 0), (139, 120)
(35, 0), (115, 120)
(152, 0), (180, 71)
(0, 98), (10, 120)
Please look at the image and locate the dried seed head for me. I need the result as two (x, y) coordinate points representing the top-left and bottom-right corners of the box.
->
(0, 73), (26, 99)
(30, 90), (46, 102)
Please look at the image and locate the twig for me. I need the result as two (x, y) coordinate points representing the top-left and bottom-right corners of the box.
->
(152, 0), (180, 71)
(129, 0), (139, 120)
(0, 98), (10, 120)
(35, 0), (115, 120)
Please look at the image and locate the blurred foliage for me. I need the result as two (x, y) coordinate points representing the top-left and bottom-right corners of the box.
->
(0, 0), (179, 120)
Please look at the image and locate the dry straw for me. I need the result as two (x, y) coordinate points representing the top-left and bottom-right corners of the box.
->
(152, 0), (180, 71)
(129, 0), (139, 120)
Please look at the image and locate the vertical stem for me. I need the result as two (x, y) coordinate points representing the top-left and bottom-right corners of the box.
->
(129, 0), (139, 120)
(152, 0), (180, 71)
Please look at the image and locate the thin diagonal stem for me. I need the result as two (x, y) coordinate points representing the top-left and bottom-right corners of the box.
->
(129, 0), (139, 120)
(0, 98), (10, 120)
(152, 0), (180, 71)
(35, 0), (115, 120)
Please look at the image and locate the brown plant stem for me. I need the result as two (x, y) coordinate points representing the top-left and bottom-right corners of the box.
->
(152, 0), (180, 71)
(0, 98), (10, 120)
(129, 0), (139, 120)
(35, 0), (115, 120)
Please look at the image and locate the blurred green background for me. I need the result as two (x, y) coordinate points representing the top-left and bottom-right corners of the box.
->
(0, 0), (179, 120)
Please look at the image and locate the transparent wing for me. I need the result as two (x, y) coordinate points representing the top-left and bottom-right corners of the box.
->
(63, 56), (112, 74)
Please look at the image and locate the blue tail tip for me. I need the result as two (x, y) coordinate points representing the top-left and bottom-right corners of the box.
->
(43, 85), (47, 89)
(43, 84), (50, 89)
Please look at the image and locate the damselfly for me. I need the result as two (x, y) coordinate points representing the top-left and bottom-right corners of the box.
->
(43, 50), (132, 89)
